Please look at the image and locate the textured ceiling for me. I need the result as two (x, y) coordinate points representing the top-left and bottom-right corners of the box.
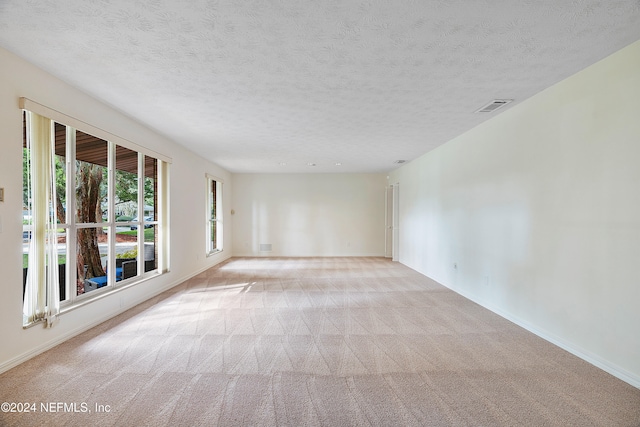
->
(1, 0), (639, 173)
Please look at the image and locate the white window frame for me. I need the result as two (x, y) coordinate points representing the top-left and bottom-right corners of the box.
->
(21, 98), (171, 324)
(206, 174), (223, 256)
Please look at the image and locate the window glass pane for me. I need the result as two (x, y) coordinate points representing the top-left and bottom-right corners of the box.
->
(22, 115), (69, 306)
(206, 178), (222, 254)
(57, 230), (68, 302)
(22, 236), (30, 299)
(53, 124), (69, 301)
(216, 181), (222, 250)
(21, 243), (67, 300)
(211, 179), (217, 220)
(115, 145), (138, 222)
(144, 224), (158, 273)
(21, 232), (68, 300)
(210, 220), (217, 250)
(75, 130), (107, 224)
(22, 113), (32, 270)
(144, 156), (157, 224)
(116, 230), (139, 281)
(77, 227), (108, 295)
(54, 122), (67, 223)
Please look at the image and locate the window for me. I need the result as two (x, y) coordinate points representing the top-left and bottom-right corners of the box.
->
(206, 175), (223, 255)
(21, 98), (170, 327)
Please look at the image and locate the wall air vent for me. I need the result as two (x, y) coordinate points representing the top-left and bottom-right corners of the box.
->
(475, 99), (513, 113)
(259, 243), (272, 252)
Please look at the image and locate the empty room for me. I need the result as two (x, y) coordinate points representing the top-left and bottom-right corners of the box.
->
(1, 1), (640, 426)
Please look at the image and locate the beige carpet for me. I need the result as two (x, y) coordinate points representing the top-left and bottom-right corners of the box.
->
(1, 257), (639, 426)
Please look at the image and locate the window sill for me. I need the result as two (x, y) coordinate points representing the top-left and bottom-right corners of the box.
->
(60, 271), (162, 316)
(206, 249), (223, 258)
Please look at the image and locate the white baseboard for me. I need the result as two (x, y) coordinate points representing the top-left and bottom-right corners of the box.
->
(231, 252), (386, 257)
(446, 283), (640, 390)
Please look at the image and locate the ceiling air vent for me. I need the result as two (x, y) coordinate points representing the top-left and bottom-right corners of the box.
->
(475, 99), (513, 113)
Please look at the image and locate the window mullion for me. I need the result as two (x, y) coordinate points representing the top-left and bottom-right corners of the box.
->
(107, 141), (116, 286)
(137, 152), (144, 277)
(158, 160), (169, 272)
(217, 181), (223, 251)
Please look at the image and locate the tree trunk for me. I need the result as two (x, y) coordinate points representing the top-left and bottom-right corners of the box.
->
(76, 163), (105, 279)
(55, 192), (65, 225)
(77, 228), (104, 277)
(96, 202), (104, 236)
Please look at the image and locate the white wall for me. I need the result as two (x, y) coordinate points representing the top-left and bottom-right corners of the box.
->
(389, 40), (640, 387)
(232, 173), (386, 257)
(0, 47), (232, 373)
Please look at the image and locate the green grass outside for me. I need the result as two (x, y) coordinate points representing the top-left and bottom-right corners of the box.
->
(117, 228), (155, 242)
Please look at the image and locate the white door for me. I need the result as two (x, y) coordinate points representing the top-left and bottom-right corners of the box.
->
(392, 183), (399, 262)
(385, 185), (393, 258)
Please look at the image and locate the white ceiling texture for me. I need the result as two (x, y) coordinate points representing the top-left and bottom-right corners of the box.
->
(1, 1), (639, 173)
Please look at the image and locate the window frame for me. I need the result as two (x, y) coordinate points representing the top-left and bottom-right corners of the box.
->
(206, 174), (223, 256)
(21, 98), (171, 324)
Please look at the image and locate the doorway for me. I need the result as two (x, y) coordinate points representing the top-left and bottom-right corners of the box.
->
(385, 183), (399, 261)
